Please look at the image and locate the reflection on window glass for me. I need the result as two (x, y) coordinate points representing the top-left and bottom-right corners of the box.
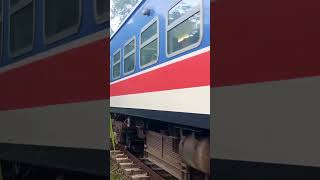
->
(10, 2), (33, 54)
(124, 38), (135, 74)
(45, 0), (80, 42)
(124, 54), (135, 73)
(113, 51), (121, 79)
(168, 0), (200, 25)
(113, 63), (120, 78)
(124, 40), (135, 55)
(168, 13), (200, 54)
(141, 22), (157, 44)
(141, 39), (157, 67)
(114, 51), (120, 63)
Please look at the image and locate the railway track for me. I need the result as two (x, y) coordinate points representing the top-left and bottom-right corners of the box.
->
(111, 145), (178, 180)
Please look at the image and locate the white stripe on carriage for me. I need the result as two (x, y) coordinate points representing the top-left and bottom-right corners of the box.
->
(0, 99), (109, 150)
(110, 85), (210, 115)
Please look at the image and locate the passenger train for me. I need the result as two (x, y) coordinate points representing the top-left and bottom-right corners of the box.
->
(0, 0), (108, 178)
(212, 0), (320, 179)
(110, 0), (210, 179)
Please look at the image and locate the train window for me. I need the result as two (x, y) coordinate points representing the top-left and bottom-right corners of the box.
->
(9, 0), (34, 57)
(166, 0), (202, 57)
(113, 49), (121, 79)
(44, 0), (81, 44)
(94, 0), (108, 24)
(123, 37), (136, 75)
(140, 18), (159, 68)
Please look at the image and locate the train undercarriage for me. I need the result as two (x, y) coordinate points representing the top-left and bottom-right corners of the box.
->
(111, 113), (210, 180)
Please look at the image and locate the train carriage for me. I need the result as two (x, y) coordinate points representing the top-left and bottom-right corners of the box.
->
(110, 0), (210, 179)
(0, 0), (109, 178)
(212, 0), (320, 179)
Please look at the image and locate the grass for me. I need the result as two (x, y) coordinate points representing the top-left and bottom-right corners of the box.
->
(110, 156), (129, 180)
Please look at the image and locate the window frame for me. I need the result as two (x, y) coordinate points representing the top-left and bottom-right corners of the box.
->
(94, 0), (108, 24)
(139, 17), (159, 69)
(165, 0), (203, 58)
(43, 0), (82, 45)
(123, 36), (136, 76)
(112, 48), (121, 80)
(8, 0), (35, 58)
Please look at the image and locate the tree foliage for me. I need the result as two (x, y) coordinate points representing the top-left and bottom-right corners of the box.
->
(111, 0), (140, 34)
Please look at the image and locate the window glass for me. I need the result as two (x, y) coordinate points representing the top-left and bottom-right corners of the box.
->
(124, 54), (135, 73)
(141, 22), (157, 44)
(124, 38), (135, 74)
(124, 40), (135, 55)
(95, 0), (108, 23)
(113, 50), (121, 79)
(140, 39), (157, 67)
(96, 0), (107, 17)
(45, 0), (80, 43)
(11, 0), (21, 7)
(167, 13), (200, 54)
(10, 1), (33, 55)
(113, 63), (120, 79)
(114, 51), (120, 63)
(168, 0), (200, 25)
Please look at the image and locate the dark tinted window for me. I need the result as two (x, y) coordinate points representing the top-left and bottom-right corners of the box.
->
(10, 1), (34, 56)
(96, 0), (107, 18)
(11, 0), (21, 7)
(45, 0), (81, 43)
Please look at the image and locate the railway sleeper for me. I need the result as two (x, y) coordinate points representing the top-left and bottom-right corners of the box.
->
(111, 150), (152, 180)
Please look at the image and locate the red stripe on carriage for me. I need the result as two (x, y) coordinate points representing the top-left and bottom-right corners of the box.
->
(110, 51), (210, 97)
(212, 0), (320, 87)
(0, 39), (109, 111)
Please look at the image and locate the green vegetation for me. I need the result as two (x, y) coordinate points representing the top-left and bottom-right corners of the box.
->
(110, 158), (129, 180)
(110, 0), (140, 34)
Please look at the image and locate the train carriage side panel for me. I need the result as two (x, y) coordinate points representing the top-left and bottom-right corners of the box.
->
(0, 0), (109, 175)
(110, 0), (211, 129)
(212, 0), (320, 179)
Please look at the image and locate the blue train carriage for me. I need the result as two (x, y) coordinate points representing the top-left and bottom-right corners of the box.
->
(0, 0), (109, 178)
(110, 0), (210, 179)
